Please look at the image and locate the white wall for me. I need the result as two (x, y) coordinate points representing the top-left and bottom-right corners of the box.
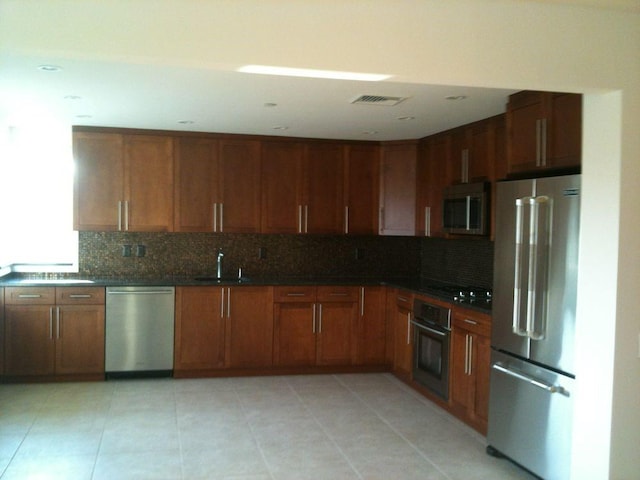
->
(3, 0), (639, 477)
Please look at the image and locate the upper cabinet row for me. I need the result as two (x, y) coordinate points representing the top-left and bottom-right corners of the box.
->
(73, 91), (581, 236)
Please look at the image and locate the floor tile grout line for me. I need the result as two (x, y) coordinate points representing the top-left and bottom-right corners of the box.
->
(231, 381), (277, 480)
(337, 374), (456, 480)
(285, 374), (364, 480)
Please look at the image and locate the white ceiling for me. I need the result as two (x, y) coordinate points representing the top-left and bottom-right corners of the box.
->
(1, 0), (637, 141)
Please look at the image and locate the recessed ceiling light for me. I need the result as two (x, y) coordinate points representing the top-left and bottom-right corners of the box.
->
(362, 130), (379, 135)
(446, 95), (468, 101)
(239, 65), (391, 82)
(397, 116), (415, 121)
(272, 126), (289, 130)
(37, 64), (62, 72)
(75, 114), (92, 119)
(64, 95), (82, 100)
(264, 103), (278, 108)
(178, 120), (194, 124)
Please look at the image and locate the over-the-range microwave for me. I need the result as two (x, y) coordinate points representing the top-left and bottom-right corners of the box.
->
(442, 181), (489, 235)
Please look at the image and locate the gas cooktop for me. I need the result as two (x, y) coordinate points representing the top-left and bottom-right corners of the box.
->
(419, 282), (492, 306)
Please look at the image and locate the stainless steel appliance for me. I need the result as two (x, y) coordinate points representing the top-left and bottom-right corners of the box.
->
(412, 298), (452, 399)
(105, 286), (175, 377)
(442, 181), (489, 235)
(487, 174), (580, 479)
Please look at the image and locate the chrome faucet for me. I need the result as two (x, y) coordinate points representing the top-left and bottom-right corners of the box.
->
(216, 249), (224, 278)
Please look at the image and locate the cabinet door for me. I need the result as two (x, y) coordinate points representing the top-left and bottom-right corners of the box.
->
(174, 137), (218, 232)
(56, 305), (105, 374)
(124, 135), (174, 231)
(473, 333), (491, 429)
(357, 286), (388, 365)
(507, 92), (544, 174)
(261, 142), (304, 234)
(416, 135), (449, 237)
(174, 287), (226, 371)
(73, 131), (124, 231)
(303, 143), (344, 234)
(273, 302), (316, 366)
(379, 143), (417, 236)
(218, 139), (262, 233)
(226, 287), (274, 368)
(548, 93), (582, 169)
(4, 306), (55, 376)
(316, 301), (356, 366)
(392, 292), (414, 378)
(449, 128), (469, 184)
(450, 327), (473, 413)
(468, 121), (492, 182)
(344, 145), (379, 235)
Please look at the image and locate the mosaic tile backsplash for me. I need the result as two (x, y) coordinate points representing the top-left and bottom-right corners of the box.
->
(78, 232), (494, 287)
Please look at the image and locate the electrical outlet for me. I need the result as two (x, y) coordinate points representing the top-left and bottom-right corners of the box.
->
(259, 247), (266, 259)
(355, 247), (363, 260)
(122, 245), (132, 257)
(136, 245), (146, 257)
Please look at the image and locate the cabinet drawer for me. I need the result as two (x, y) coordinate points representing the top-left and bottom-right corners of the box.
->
(453, 308), (491, 336)
(56, 287), (105, 305)
(316, 286), (358, 303)
(395, 291), (413, 309)
(273, 286), (316, 302)
(5, 287), (55, 305)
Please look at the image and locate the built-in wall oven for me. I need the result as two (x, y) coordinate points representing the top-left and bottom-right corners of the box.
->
(412, 298), (452, 400)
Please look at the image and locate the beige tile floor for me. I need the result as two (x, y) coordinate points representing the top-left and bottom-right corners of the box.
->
(0, 373), (536, 479)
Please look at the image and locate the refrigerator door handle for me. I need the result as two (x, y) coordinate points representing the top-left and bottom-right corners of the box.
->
(512, 197), (530, 336)
(526, 196), (551, 340)
(492, 363), (565, 395)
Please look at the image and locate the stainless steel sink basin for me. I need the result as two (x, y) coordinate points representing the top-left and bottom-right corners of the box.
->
(194, 276), (250, 283)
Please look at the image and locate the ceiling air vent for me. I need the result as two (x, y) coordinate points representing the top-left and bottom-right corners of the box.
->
(351, 95), (407, 106)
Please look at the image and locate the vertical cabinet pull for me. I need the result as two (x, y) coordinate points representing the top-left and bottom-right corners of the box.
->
(360, 287), (365, 317)
(220, 288), (225, 318)
(226, 288), (231, 318)
(213, 203), (218, 232)
(344, 206), (349, 234)
(318, 304), (322, 333)
(406, 313), (411, 345)
(468, 335), (473, 375)
(56, 307), (61, 339)
(304, 205), (308, 233)
(424, 207), (431, 237)
(49, 308), (54, 339)
(312, 304), (316, 333)
(298, 205), (303, 233)
(220, 203), (224, 232)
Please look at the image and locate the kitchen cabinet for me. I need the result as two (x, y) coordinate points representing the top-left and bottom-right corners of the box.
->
(261, 141), (305, 234)
(4, 287), (105, 377)
(344, 144), (380, 235)
(174, 137), (261, 233)
(273, 286), (358, 367)
(388, 289), (414, 379)
(355, 286), (388, 366)
(507, 91), (582, 175)
(416, 134), (450, 237)
(379, 143), (417, 236)
(174, 286), (226, 371)
(450, 117), (497, 185)
(225, 286), (274, 368)
(450, 306), (491, 434)
(174, 286), (273, 372)
(73, 130), (174, 231)
(303, 143), (345, 234)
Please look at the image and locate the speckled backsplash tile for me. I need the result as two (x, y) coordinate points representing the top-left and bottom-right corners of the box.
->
(78, 232), (421, 280)
(420, 237), (494, 288)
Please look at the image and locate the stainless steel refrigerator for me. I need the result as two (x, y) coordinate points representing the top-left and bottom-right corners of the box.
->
(487, 174), (580, 480)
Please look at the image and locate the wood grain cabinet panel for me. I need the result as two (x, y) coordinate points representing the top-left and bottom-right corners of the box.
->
(344, 144), (380, 235)
(416, 134), (450, 237)
(303, 143), (344, 234)
(355, 286), (388, 366)
(379, 143), (417, 236)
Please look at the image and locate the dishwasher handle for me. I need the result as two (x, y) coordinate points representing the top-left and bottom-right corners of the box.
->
(107, 289), (175, 295)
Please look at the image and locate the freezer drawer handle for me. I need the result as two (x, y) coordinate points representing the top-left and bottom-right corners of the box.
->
(492, 363), (567, 395)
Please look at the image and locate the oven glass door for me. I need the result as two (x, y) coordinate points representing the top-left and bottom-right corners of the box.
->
(412, 321), (450, 399)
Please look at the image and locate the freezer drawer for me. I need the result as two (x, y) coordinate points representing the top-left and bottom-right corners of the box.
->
(105, 286), (175, 374)
(487, 350), (574, 480)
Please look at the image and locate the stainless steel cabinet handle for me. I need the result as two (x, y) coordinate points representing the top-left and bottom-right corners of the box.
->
(463, 318), (477, 325)
(49, 307), (54, 339)
(467, 334), (473, 375)
(56, 307), (61, 339)
(226, 287), (231, 318)
(344, 206), (349, 234)
(124, 200), (129, 231)
(492, 363), (563, 394)
(318, 304), (322, 333)
(406, 313), (411, 344)
(69, 294), (92, 298)
(397, 296), (409, 303)
(304, 205), (308, 233)
(118, 201), (123, 231)
(360, 287), (365, 317)
(298, 205), (303, 234)
(18, 294), (42, 298)
(424, 206), (431, 237)
(286, 292), (306, 297)
(220, 203), (224, 232)
(464, 334), (470, 375)
(220, 288), (225, 318)
(312, 304), (316, 333)
(462, 149), (469, 183)
(213, 203), (218, 232)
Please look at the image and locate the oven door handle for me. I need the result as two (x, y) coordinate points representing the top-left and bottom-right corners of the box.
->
(411, 320), (447, 337)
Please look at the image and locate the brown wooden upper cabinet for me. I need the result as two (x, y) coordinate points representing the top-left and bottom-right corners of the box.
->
(450, 118), (497, 184)
(174, 137), (261, 233)
(416, 134), (450, 237)
(344, 144), (380, 235)
(379, 143), (417, 236)
(74, 130), (174, 231)
(507, 91), (582, 175)
(261, 141), (345, 234)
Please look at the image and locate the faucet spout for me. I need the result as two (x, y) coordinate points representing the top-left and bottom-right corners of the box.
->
(216, 249), (224, 278)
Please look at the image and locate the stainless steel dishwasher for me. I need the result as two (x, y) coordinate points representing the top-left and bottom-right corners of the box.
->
(105, 286), (175, 378)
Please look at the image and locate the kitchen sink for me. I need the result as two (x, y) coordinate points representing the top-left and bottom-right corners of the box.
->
(194, 276), (250, 283)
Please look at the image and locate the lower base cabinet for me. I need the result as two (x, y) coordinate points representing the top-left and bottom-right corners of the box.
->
(450, 306), (492, 434)
(389, 289), (414, 380)
(174, 286), (274, 372)
(273, 286), (358, 367)
(3, 287), (105, 377)
(355, 286), (388, 365)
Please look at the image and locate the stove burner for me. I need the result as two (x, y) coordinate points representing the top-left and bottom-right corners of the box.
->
(422, 283), (492, 305)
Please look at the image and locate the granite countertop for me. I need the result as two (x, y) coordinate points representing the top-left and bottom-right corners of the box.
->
(0, 275), (491, 313)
